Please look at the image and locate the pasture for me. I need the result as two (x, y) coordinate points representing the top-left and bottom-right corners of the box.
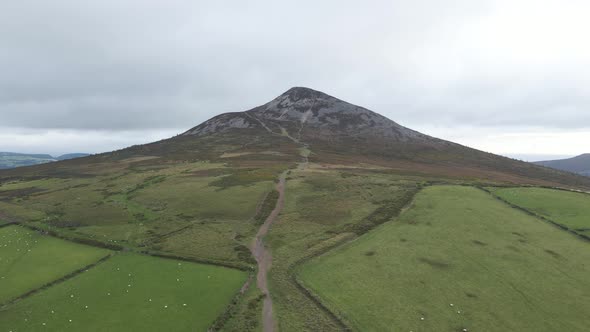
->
(490, 187), (590, 237)
(0, 161), (278, 267)
(264, 167), (419, 331)
(298, 186), (590, 331)
(0, 253), (247, 332)
(0, 225), (110, 304)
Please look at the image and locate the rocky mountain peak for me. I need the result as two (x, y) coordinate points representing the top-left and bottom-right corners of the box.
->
(183, 87), (434, 144)
(280, 87), (335, 102)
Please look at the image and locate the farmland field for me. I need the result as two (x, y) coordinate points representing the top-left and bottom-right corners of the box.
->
(0, 225), (111, 304)
(263, 166), (419, 331)
(489, 187), (590, 237)
(0, 160), (279, 268)
(0, 252), (248, 332)
(298, 186), (590, 332)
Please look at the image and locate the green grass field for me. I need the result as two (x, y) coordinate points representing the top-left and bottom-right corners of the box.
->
(298, 186), (590, 332)
(262, 167), (418, 331)
(0, 253), (247, 332)
(0, 161), (278, 267)
(0, 225), (111, 304)
(490, 187), (590, 237)
(3, 129), (590, 332)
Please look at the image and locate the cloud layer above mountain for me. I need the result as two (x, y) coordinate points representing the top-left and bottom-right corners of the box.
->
(1, 0), (588, 157)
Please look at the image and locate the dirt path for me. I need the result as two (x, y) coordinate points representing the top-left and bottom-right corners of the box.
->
(250, 173), (286, 332)
(245, 114), (311, 331)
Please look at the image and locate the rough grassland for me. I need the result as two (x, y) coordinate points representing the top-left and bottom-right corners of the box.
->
(490, 187), (590, 237)
(0, 253), (247, 332)
(299, 186), (590, 332)
(263, 168), (418, 331)
(0, 225), (111, 304)
(0, 161), (277, 267)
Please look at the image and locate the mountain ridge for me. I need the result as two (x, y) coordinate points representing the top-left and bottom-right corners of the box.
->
(535, 154), (590, 176)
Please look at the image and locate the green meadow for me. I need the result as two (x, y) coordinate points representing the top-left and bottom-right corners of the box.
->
(3, 144), (590, 332)
(0, 226), (110, 304)
(490, 187), (590, 237)
(0, 161), (277, 267)
(298, 186), (590, 332)
(264, 167), (419, 331)
(0, 253), (247, 332)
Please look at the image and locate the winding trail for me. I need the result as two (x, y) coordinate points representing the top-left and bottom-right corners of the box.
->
(247, 112), (311, 332)
(250, 173), (286, 332)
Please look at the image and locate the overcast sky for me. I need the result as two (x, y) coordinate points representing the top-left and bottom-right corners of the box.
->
(1, 0), (588, 160)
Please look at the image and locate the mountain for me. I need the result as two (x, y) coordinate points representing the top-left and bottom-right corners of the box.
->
(1, 87), (589, 188)
(0, 152), (90, 169)
(535, 154), (590, 176)
(181, 87), (590, 188)
(185, 87), (430, 143)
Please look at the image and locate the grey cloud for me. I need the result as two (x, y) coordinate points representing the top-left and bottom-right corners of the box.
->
(0, 0), (588, 139)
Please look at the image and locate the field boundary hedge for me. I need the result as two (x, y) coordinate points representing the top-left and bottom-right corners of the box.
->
(0, 254), (113, 308)
(0, 221), (18, 229)
(139, 251), (252, 272)
(290, 237), (355, 331)
(207, 274), (255, 331)
(10, 223), (252, 271)
(16, 223), (125, 251)
(477, 187), (590, 242)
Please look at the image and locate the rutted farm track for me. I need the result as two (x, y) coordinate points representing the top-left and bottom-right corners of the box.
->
(246, 114), (311, 332)
(250, 174), (286, 332)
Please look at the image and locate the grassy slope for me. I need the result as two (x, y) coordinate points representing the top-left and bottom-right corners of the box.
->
(0, 253), (247, 332)
(299, 186), (590, 332)
(263, 167), (418, 331)
(0, 133), (298, 330)
(490, 187), (590, 237)
(0, 226), (111, 304)
(3, 125), (590, 331)
(0, 161), (280, 268)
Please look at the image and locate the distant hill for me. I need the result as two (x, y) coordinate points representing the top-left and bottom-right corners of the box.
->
(57, 153), (91, 161)
(0, 152), (90, 169)
(535, 154), (590, 176)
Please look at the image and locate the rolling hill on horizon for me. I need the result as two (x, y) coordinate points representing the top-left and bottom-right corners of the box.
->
(535, 154), (590, 176)
(0, 152), (90, 170)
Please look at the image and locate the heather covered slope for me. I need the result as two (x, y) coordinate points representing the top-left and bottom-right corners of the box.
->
(182, 87), (590, 189)
(2, 88), (590, 189)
